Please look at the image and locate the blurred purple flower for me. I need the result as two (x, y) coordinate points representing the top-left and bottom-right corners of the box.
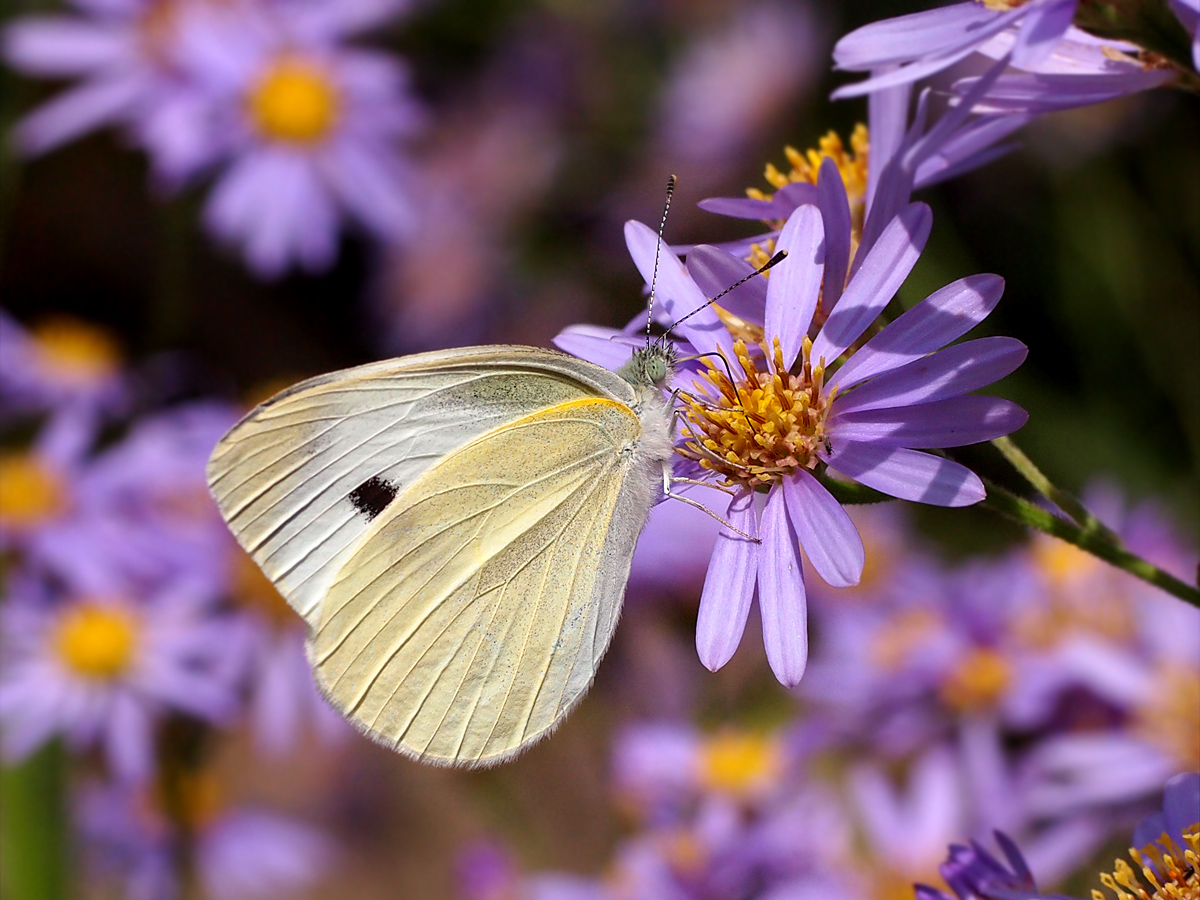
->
(457, 839), (519, 900)
(150, 0), (421, 277)
(0, 580), (238, 780)
(1131, 771), (1199, 857)
(2, 0), (186, 156)
(1174, 0), (1200, 69)
(561, 201), (1026, 686)
(0, 313), (126, 416)
(831, 0), (1078, 99)
(79, 775), (334, 900)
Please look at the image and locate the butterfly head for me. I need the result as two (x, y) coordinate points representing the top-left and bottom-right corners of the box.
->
(618, 342), (677, 389)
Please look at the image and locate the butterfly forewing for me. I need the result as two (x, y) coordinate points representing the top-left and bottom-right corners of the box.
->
(309, 398), (654, 766)
(205, 348), (637, 626)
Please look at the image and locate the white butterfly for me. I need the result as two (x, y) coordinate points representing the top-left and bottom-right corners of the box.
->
(207, 342), (678, 767)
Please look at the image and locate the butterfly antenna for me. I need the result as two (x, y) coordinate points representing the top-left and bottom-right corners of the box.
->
(658, 249), (787, 344)
(645, 174), (677, 348)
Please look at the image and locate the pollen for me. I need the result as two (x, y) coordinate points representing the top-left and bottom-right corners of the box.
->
(30, 317), (120, 385)
(680, 337), (835, 489)
(1091, 828), (1199, 900)
(746, 126), (869, 228)
(249, 57), (340, 143)
(698, 728), (782, 795)
(54, 602), (139, 681)
(0, 453), (67, 528)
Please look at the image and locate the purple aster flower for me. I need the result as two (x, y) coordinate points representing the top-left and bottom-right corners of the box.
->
(78, 774), (334, 900)
(457, 839), (520, 900)
(149, 0), (421, 277)
(0, 578), (238, 780)
(1175, 0), (1200, 69)
(1, 0), (186, 156)
(951, 26), (1176, 113)
(831, 0), (1079, 98)
(562, 200), (1027, 686)
(0, 313), (126, 416)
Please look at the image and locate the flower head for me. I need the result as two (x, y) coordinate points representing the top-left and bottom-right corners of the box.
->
(562, 198), (1026, 686)
(0, 582), (238, 780)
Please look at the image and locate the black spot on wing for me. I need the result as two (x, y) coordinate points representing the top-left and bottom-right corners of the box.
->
(349, 476), (399, 521)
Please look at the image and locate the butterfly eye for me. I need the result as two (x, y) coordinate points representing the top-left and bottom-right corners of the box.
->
(645, 355), (668, 384)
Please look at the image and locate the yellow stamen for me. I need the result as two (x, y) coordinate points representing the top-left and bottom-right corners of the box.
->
(249, 57), (340, 143)
(54, 602), (138, 680)
(0, 454), (67, 527)
(1091, 827), (1199, 900)
(679, 337), (835, 489)
(30, 317), (120, 385)
(698, 729), (782, 795)
(747, 126), (870, 233)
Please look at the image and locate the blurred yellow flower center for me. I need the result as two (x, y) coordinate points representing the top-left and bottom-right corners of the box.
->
(980, 0), (1031, 10)
(0, 454), (67, 527)
(698, 729), (781, 794)
(54, 603), (138, 680)
(1034, 536), (1102, 585)
(249, 58), (340, 143)
(1134, 665), (1200, 771)
(939, 647), (1012, 712)
(680, 337), (835, 489)
(31, 317), (120, 384)
(747, 126), (869, 229)
(871, 608), (940, 670)
(1092, 828), (1199, 900)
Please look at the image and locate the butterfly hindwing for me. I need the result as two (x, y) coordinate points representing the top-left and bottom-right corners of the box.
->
(308, 397), (658, 766)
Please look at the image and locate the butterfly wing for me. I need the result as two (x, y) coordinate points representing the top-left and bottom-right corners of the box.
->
(308, 397), (661, 767)
(206, 347), (637, 626)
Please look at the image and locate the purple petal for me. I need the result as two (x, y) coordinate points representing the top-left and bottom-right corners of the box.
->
(866, 78), (912, 211)
(953, 70), (1172, 113)
(766, 204), (824, 367)
(553, 325), (643, 371)
(686, 245), (767, 322)
(625, 220), (735, 358)
(12, 75), (143, 156)
(817, 157), (852, 310)
(812, 203), (932, 366)
(833, 2), (999, 70)
(829, 395), (1028, 448)
(697, 196), (783, 219)
(782, 470), (863, 588)
(3, 18), (132, 75)
(1162, 772), (1200, 838)
(1132, 813), (1169, 852)
(830, 274), (1006, 390)
(1012, 0), (1077, 69)
(695, 491), (759, 672)
(824, 442), (985, 506)
(914, 115), (1030, 187)
(832, 337), (1027, 414)
(758, 487), (808, 686)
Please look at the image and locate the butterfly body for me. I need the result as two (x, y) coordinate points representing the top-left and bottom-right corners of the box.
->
(207, 344), (675, 766)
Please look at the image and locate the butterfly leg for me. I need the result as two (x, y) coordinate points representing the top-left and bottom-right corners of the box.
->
(660, 463), (759, 542)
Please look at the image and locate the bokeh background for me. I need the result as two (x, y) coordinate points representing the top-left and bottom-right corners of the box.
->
(1, 0), (1198, 898)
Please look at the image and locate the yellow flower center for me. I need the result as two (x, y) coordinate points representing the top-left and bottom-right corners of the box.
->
(680, 337), (835, 489)
(249, 57), (340, 143)
(1134, 665), (1200, 772)
(1092, 828), (1199, 900)
(30, 317), (120, 385)
(980, 0), (1031, 10)
(698, 729), (782, 795)
(0, 453), (67, 527)
(54, 603), (139, 680)
(746, 126), (870, 234)
(939, 647), (1013, 712)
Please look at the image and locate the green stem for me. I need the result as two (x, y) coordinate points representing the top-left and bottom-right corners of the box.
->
(0, 742), (69, 900)
(990, 436), (1119, 540)
(981, 477), (1200, 607)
